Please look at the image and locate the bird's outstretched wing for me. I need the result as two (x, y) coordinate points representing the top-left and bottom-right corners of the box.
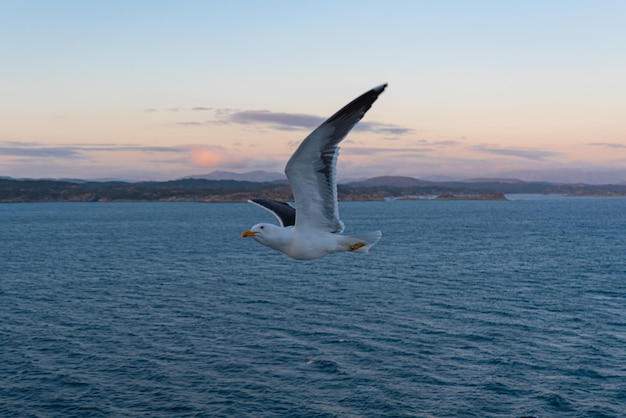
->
(285, 84), (387, 233)
(248, 198), (296, 227)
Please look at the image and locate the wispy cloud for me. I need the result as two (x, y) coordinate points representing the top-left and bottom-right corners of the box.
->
(343, 146), (432, 156)
(158, 105), (415, 136)
(471, 145), (561, 161)
(354, 122), (415, 135)
(214, 109), (414, 136)
(589, 142), (626, 149)
(143, 106), (212, 113)
(0, 145), (81, 159)
(417, 139), (462, 147)
(0, 141), (187, 159)
(112, 145), (186, 153)
(226, 110), (323, 130)
(174, 121), (209, 127)
(0, 141), (250, 179)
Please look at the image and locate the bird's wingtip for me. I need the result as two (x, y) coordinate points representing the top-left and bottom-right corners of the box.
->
(374, 83), (388, 93)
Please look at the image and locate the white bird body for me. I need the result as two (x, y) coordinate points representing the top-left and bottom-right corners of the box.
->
(242, 84), (387, 260)
(246, 223), (382, 260)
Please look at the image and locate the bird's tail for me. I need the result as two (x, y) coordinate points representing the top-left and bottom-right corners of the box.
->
(339, 231), (382, 253)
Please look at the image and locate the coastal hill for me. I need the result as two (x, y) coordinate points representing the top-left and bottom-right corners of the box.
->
(1, 175), (626, 203)
(345, 176), (435, 188)
(183, 170), (286, 183)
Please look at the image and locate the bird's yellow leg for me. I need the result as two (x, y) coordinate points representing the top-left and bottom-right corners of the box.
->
(349, 242), (366, 251)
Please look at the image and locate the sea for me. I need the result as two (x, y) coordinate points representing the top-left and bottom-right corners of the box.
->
(1, 196), (625, 417)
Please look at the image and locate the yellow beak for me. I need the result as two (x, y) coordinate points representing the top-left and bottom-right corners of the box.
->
(241, 230), (257, 238)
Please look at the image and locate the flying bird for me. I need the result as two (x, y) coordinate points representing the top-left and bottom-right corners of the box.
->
(242, 84), (387, 260)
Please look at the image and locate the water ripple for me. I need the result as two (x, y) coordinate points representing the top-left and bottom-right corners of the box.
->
(1, 199), (626, 417)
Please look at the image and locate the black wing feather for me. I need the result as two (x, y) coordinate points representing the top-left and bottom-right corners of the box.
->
(249, 198), (296, 227)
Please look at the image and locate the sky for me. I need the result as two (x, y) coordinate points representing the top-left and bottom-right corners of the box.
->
(2, 0), (626, 183)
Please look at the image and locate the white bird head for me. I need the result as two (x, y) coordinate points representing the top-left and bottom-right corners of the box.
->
(241, 223), (281, 245)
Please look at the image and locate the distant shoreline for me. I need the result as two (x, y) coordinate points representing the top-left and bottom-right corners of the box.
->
(3, 193), (626, 204)
(1, 177), (625, 203)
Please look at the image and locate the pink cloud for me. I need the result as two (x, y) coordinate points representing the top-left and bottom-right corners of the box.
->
(186, 145), (244, 168)
(188, 146), (224, 167)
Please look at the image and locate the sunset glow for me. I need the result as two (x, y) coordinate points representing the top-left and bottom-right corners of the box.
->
(1, 1), (625, 183)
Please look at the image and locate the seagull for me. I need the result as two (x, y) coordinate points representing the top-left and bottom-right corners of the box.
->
(242, 84), (387, 260)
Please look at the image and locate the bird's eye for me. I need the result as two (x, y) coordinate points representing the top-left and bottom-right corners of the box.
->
(260, 225), (265, 229)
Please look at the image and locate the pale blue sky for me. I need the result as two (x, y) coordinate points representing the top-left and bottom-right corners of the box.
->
(1, 1), (625, 182)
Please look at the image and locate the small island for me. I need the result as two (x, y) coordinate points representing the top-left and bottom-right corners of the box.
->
(435, 192), (508, 201)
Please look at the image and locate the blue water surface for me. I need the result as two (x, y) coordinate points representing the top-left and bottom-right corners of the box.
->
(1, 197), (625, 417)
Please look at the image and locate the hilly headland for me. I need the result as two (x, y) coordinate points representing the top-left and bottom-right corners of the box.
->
(2, 174), (625, 203)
